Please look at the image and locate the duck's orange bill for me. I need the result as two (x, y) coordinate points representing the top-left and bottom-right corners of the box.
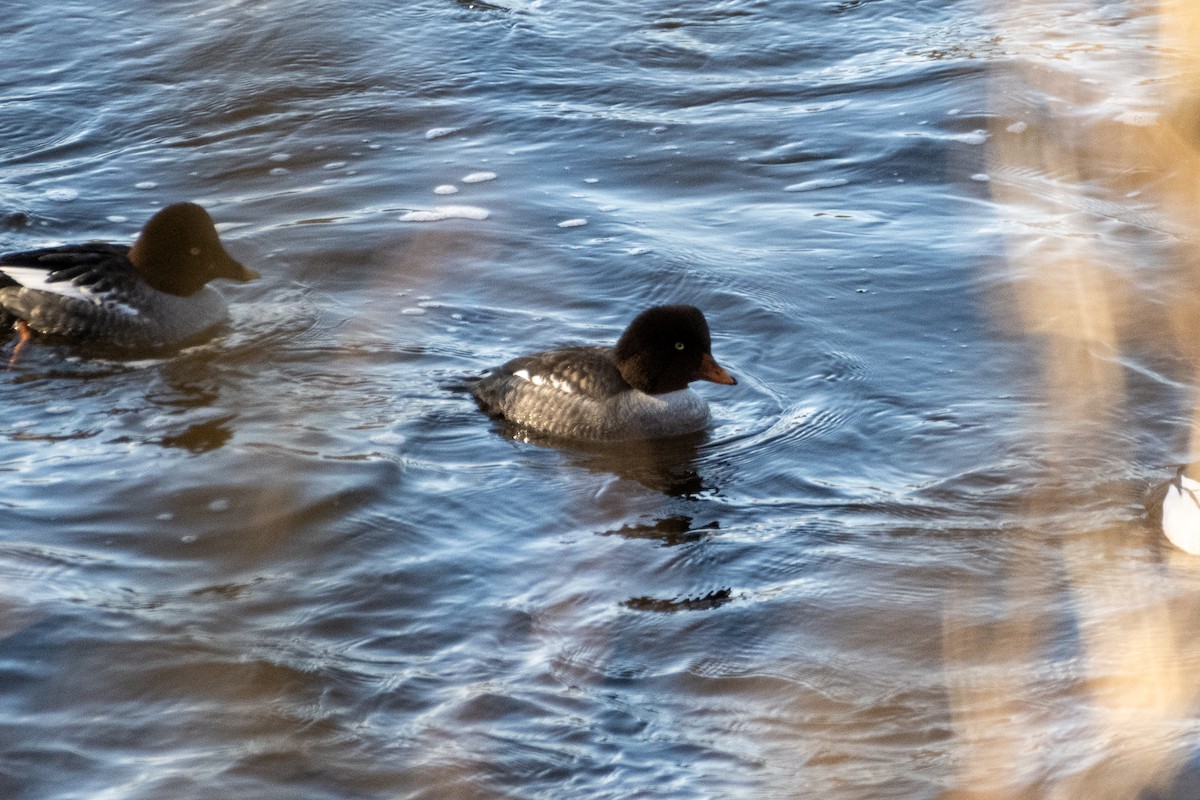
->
(697, 352), (737, 385)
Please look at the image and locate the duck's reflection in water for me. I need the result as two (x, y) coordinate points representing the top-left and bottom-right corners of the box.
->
(494, 422), (713, 497)
(601, 514), (720, 547)
(623, 586), (734, 613)
(158, 415), (235, 453)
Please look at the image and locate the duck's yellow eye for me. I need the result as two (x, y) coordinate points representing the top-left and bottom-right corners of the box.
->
(675, 342), (686, 351)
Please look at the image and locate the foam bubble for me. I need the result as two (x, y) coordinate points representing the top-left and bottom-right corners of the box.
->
(45, 188), (79, 202)
(134, 181), (157, 190)
(462, 171), (496, 183)
(399, 205), (490, 222)
(1006, 120), (1028, 134)
(425, 127), (458, 140)
(434, 184), (459, 195)
(784, 178), (848, 192)
(558, 218), (588, 228)
(369, 431), (407, 446)
(951, 130), (989, 145)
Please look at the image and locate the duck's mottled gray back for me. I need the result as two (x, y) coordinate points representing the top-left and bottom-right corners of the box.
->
(0, 248), (231, 349)
(472, 345), (710, 440)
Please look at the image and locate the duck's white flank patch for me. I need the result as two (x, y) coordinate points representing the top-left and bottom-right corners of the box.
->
(0, 266), (92, 302)
(0, 266), (142, 317)
(512, 369), (574, 394)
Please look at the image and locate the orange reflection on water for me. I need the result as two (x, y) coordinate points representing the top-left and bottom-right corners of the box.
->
(946, 1), (1200, 796)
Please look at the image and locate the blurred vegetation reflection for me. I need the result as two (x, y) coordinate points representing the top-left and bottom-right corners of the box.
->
(946, 2), (1200, 797)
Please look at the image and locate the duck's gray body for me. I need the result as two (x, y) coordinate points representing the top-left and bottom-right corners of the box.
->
(472, 345), (711, 441)
(0, 243), (230, 350)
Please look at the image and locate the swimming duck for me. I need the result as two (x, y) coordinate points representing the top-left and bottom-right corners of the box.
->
(0, 202), (258, 354)
(472, 304), (736, 441)
(1162, 466), (1200, 555)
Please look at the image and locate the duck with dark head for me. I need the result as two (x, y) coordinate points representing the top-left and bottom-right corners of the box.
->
(0, 202), (258, 357)
(472, 304), (736, 441)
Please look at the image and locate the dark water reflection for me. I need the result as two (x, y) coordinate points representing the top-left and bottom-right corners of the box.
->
(4, 0), (1200, 798)
(488, 423), (713, 496)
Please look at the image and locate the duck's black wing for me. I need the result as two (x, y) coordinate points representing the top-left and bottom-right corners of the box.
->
(0, 243), (136, 294)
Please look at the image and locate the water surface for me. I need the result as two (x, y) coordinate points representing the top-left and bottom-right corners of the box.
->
(4, 1), (1200, 798)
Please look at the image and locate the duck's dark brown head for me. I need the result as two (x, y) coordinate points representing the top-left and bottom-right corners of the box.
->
(128, 202), (259, 296)
(614, 304), (736, 394)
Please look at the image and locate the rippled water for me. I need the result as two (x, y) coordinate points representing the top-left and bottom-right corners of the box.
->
(6, 0), (1200, 798)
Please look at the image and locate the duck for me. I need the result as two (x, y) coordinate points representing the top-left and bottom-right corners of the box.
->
(472, 304), (737, 441)
(0, 202), (258, 355)
(1161, 466), (1200, 555)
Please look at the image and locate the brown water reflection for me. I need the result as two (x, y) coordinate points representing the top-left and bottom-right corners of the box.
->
(947, 2), (1200, 796)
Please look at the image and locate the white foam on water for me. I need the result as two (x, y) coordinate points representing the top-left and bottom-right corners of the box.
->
(434, 184), (459, 195)
(784, 178), (848, 192)
(369, 431), (407, 446)
(558, 218), (587, 228)
(951, 130), (989, 145)
(399, 205), (490, 222)
(462, 171), (496, 183)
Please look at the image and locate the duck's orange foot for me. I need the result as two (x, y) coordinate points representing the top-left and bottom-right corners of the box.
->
(7, 319), (31, 368)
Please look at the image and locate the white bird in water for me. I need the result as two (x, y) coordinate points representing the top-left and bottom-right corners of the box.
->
(1161, 466), (1200, 555)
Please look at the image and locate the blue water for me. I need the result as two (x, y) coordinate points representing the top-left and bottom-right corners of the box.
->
(5, 0), (1200, 798)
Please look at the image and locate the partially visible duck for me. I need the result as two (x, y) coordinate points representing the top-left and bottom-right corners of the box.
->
(0, 202), (258, 353)
(472, 304), (737, 441)
(1162, 466), (1200, 555)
